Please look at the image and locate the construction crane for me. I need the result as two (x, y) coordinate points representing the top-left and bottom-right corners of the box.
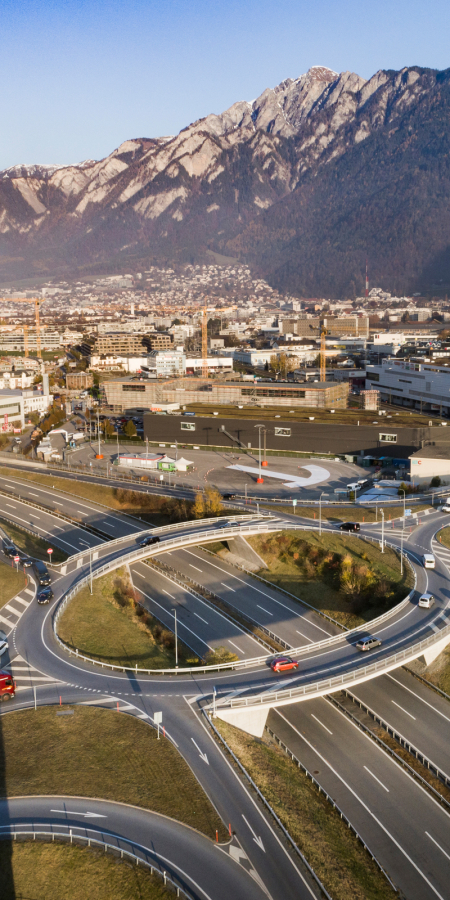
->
(202, 297), (208, 379)
(320, 326), (327, 383)
(0, 297), (44, 358)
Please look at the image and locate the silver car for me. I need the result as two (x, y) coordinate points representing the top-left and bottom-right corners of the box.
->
(355, 636), (382, 652)
(418, 592), (435, 609)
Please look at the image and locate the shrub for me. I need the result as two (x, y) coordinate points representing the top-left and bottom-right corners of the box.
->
(204, 647), (239, 664)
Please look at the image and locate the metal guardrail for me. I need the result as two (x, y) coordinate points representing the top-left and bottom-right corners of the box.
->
(0, 485), (111, 540)
(53, 523), (417, 677)
(4, 829), (194, 900)
(205, 712), (333, 900)
(265, 725), (399, 894)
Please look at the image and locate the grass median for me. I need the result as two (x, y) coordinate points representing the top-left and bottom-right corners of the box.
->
(265, 503), (431, 523)
(0, 520), (68, 563)
(0, 559), (26, 610)
(58, 566), (197, 668)
(215, 720), (396, 900)
(1, 705), (226, 840)
(245, 530), (412, 629)
(1, 842), (176, 900)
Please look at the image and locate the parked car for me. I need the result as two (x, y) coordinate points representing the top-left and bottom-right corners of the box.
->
(418, 592), (435, 609)
(138, 535), (160, 547)
(270, 656), (299, 673)
(355, 636), (382, 652)
(339, 522), (361, 532)
(36, 587), (54, 605)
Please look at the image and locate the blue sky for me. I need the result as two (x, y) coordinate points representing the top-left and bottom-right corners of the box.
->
(0, 0), (448, 169)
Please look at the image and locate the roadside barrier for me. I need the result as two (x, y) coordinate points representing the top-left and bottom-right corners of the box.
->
(265, 725), (399, 894)
(3, 829), (194, 900)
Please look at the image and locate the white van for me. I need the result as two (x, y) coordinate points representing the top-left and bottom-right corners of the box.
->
(422, 554), (436, 569)
(442, 502), (450, 514)
(418, 592), (435, 608)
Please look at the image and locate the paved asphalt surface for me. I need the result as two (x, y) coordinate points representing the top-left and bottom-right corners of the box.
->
(1, 461), (450, 899)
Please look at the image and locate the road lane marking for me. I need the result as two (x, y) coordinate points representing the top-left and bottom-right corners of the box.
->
(241, 815), (265, 852)
(193, 613), (208, 624)
(221, 583), (235, 591)
(426, 832), (450, 862)
(5, 504), (15, 508)
(162, 590), (176, 600)
(387, 674), (450, 724)
(189, 564), (203, 572)
(228, 640), (241, 652)
(392, 700), (416, 719)
(50, 809), (107, 818)
(257, 605), (273, 616)
(296, 630), (313, 642)
(311, 713), (332, 734)
(363, 766), (390, 792)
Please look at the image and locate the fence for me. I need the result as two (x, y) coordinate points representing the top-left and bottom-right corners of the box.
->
(3, 829), (194, 900)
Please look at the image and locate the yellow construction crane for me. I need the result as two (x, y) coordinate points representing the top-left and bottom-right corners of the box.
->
(202, 297), (208, 379)
(320, 326), (327, 383)
(0, 297), (43, 358)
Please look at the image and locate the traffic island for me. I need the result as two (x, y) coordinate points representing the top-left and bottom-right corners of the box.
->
(0, 842), (177, 900)
(0, 706), (227, 840)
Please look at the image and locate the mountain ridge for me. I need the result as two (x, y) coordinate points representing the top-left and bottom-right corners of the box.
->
(0, 64), (449, 296)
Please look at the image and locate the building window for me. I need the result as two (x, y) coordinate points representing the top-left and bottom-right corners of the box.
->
(275, 427), (291, 437)
(379, 433), (397, 443)
(122, 384), (146, 392)
(181, 422), (195, 431)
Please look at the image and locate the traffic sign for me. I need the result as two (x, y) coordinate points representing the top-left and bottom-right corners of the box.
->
(405, 509), (412, 517)
(14, 556), (20, 563)
(292, 499), (297, 507)
(47, 548), (53, 556)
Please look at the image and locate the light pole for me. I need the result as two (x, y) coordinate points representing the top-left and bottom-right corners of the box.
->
(173, 608), (178, 667)
(79, 539), (93, 594)
(380, 509), (385, 553)
(399, 488), (406, 576)
(254, 425), (264, 484)
(319, 492), (329, 535)
(96, 411), (103, 459)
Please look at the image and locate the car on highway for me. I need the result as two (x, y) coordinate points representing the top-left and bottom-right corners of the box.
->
(36, 587), (54, 605)
(2, 541), (17, 559)
(355, 636), (382, 652)
(270, 656), (299, 673)
(418, 592), (435, 609)
(0, 631), (8, 657)
(422, 554), (436, 569)
(138, 535), (161, 547)
(17, 551), (33, 568)
(0, 670), (15, 700)
(339, 522), (361, 532)
(32, 560), (51, 586)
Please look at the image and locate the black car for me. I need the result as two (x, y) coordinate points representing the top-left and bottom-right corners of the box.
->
(18, 551), (33, 568)
(37, 587), (54, 605)
(339, 522), (360, 532)
(138, 535), (161, 547)
(2, 542), (16, 559)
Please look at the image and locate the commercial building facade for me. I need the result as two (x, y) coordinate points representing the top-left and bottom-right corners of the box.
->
(366, 359), (450, 416)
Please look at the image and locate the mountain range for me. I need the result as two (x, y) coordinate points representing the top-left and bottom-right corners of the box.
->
(1, 63), (450, 297)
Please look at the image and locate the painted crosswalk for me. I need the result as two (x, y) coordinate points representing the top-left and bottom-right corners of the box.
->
(5, 654), (61, 691)
(78, 695), (150, 719)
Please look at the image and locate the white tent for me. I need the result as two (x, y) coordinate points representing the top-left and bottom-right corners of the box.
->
(174, 457), (193, 472)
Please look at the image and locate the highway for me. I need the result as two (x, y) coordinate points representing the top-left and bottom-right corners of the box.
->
(1, 463), (450, 898)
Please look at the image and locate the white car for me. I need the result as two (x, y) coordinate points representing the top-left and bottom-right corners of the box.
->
(441, 504), (450, 514)
(422, 554), (436, 569)
(418, 593), (435, 609)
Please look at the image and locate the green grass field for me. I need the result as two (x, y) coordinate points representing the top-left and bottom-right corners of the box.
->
(0, 559), (26, 610)
(1, 705), (226, 840)
(1, 842), (176, 900)
(216, 720), (396, 900)
(246, 530), (412, 629)
(58, 567), (193, 668)
(266, 504), (431, 523)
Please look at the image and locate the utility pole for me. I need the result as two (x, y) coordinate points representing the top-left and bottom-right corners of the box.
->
(254, 425), (264, 484)
(173, 608), (178, 667)
(381, 509), (385, 553)
(319, 492), (329, 536)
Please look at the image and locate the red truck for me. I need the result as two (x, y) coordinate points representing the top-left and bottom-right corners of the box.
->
(0, 671), (15, 700)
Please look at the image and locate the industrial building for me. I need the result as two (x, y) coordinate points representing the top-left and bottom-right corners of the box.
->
(280, 315), (369, 339)
(410, 444), (450, 486)
(103, 377), (349, 413)
(366, 359), (450, 416)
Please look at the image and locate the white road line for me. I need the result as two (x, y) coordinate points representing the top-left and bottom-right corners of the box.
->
(29, 493), (39, 497)
(14, 597), (29, 607)
(162, 590), (176, 600)
(364, 765), (390, 792)
(392, 700), (416, 720)
(275, 709), (445, 900)
(189, 564), (203, 573)
(5, 504), (15, 508)
(194, 612), (209, 624)
(296, 630), (313, 643)
(3, 604), (19, 616)
(387, 674), (450, 724)
(311, 713), (332, 734)
(257, 605), (273, 616)
(24, 589), (34, 596)
(426, 832), (450, 862)
(137, 589), (213, 651)
(228, 640), (241, 653)
(0, 616), (14, 626)
(221, 583), (235, 592)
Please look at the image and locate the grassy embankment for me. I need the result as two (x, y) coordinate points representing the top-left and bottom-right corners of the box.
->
(0, 520), (68, 563)
(266, 503), (432, 522)
(216, 720), (396, 900)
(238, 530), (413, 629)
(58, 566), (198, 668)
(1, 705), (226, 840)
(1, 843), (175, 900)
(0, 559), (26, 610)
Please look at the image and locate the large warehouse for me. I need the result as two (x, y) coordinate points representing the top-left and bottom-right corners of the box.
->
(410, 444), (450, 486)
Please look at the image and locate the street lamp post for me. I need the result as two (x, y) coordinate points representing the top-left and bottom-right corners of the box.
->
(173, 608), (178, 667)
(254, 425), (264, 484)
(381, 509), (385, 553)
(399, 488), (406, 576)
(319, 492), (329, 536)
(79, 540), (93, 594)
(96, 411), (103, 460)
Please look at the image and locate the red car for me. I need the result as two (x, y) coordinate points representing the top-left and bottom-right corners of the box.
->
(270, 656), (299, 673)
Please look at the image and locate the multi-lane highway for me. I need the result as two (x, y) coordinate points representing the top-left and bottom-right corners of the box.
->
(1, 465), (450, 899)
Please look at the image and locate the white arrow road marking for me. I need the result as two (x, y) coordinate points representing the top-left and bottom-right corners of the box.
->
(242, 815), (265, 851)
(191, 738), (209, 764)
(50, 809), (107, 818)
